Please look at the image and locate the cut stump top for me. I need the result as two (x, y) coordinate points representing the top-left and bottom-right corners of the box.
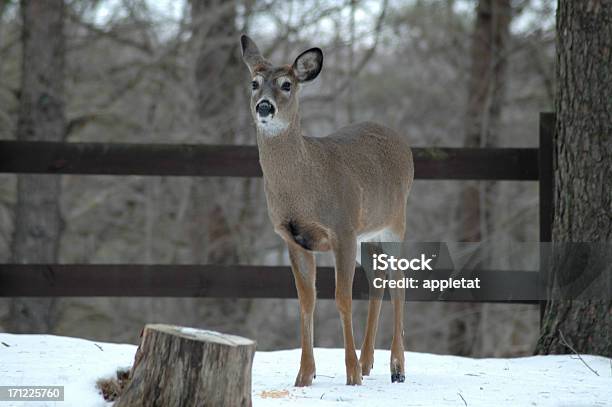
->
(145, 324), (255, 347)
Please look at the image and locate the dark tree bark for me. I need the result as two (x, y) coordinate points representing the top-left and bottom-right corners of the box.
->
(115, 325), (255, 407)
(7, 0), (66, 333)
(451, 0), (511, 356)
(535, 0), (611, 357)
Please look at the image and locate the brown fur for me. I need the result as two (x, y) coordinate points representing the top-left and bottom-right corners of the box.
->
(241, 35), (414, 386)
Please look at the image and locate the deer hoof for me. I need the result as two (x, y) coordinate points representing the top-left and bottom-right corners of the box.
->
(391, 373), (405, 383)
(294, 370), (315, 387)
(346, 365), (363, 385)
(360, 360), (373, 376)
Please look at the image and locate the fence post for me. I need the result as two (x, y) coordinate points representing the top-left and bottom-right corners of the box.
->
(538, 112), (555, 327)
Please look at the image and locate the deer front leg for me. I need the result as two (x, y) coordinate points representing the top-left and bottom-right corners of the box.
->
(333, 235), (362, 385)
(288, 244), (317, 387)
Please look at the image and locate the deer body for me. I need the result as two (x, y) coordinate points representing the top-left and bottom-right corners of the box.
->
(241, 35), (413, 386)
(259, 122), (412, 248)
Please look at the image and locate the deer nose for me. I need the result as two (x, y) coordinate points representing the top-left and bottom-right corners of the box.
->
(256, 100), (275, 118)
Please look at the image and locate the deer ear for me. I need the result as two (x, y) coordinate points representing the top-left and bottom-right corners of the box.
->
(240, 35), (265, 73)
(292, 48), (323, 82)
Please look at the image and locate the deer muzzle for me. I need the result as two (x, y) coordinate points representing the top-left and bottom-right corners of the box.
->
(256, 100), (275, 118)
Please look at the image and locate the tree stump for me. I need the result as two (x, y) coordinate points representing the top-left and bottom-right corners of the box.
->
(115, 324), (256, 407)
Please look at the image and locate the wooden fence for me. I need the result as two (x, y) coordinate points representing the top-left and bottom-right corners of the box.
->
(0, 113), (555, 303)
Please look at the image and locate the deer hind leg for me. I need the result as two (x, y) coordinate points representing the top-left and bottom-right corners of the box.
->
(288, 244), (317, 387)
(332, 234), (362, 385)
(389, 279), (406, 382)
(360, 295), (382, 376)
(357, 230), (388, 376)
(359, 227), (406, 378)
(387, 222), (406, 383)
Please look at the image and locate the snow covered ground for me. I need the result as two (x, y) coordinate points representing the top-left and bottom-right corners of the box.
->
(0, 333), (610, 407)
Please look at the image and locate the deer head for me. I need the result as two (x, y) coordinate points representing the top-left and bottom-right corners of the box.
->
(240, 35), (323, 137)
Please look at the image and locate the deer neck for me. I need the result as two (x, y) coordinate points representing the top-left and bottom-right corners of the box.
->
(256, 114), (308, 178)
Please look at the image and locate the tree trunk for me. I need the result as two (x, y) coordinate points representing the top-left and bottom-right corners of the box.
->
(7, 0), (66, 333)
(188, 0), (241, 266)
(535, 0), (611, 357)
(115, 324), (256, 407)
(461, 0), (511, 238)
(451, 0), (511, 356)
(0, 1), (8, 45)
(185, 0), (255, 336)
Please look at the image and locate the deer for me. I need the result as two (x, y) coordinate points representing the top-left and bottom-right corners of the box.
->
(240, 35), (414, 386)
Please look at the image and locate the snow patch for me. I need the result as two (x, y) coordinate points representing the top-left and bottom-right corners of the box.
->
(0, 334), (135, 406)
(0, 333), (610, 407)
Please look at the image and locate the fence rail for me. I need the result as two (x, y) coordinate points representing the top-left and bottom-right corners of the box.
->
(0, 113), (555, 302)
(0, 141), (538, 180)
(0, 264), (540, 303)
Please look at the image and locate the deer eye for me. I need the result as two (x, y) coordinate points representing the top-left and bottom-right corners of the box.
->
(251, 81), (259, 90)
(281, 81), (291, 92)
